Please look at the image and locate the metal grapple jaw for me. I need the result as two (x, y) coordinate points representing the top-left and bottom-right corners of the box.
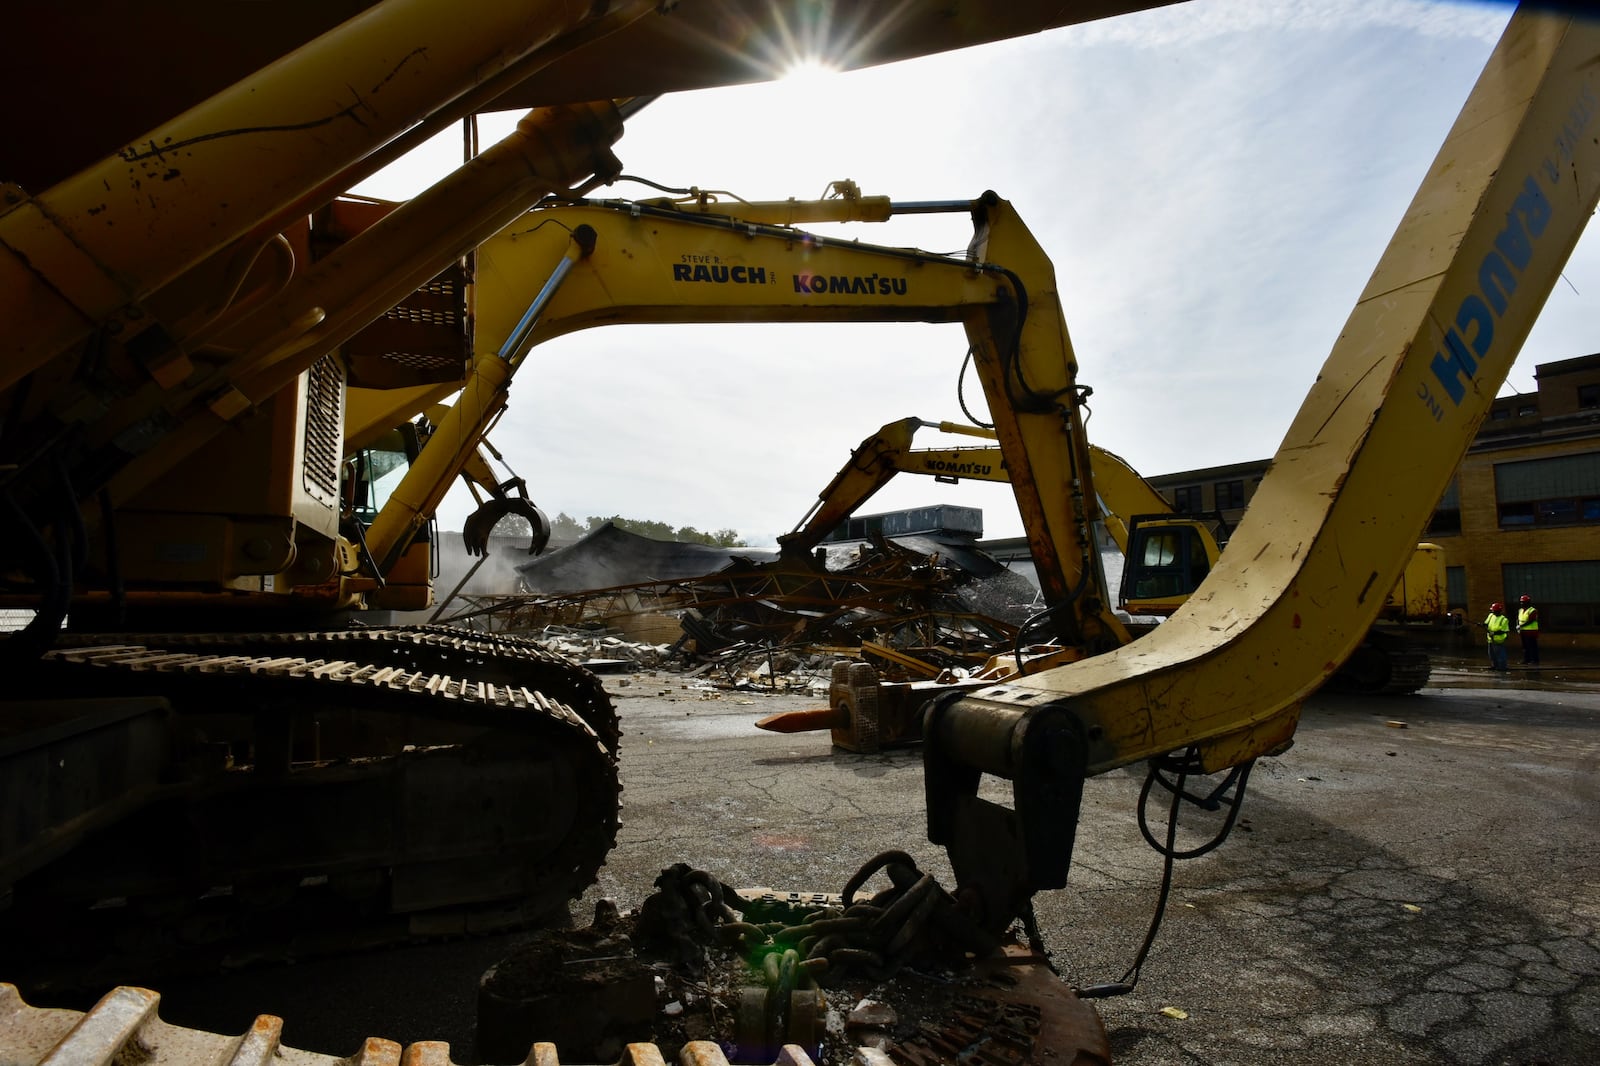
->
(461, 495), (552, 557)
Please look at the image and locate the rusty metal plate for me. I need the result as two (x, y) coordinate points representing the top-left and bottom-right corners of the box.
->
(0, 984), (820, 1066)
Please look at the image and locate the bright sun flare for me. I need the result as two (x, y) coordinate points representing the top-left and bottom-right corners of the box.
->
(778, 56), (841, 85)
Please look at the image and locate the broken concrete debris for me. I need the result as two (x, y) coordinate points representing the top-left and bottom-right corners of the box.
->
(431, 523), (1039, 691)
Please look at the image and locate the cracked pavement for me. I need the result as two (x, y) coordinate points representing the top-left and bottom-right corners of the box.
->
(594, 670), (1600, 1065)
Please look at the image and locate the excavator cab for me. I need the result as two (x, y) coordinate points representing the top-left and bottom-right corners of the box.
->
(1119, 515), (1220, 615)
(346, 425), (420, 526)
(342, 423), (437, 610)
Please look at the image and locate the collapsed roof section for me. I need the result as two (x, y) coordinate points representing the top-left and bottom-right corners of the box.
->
(515, 521), (778, 594)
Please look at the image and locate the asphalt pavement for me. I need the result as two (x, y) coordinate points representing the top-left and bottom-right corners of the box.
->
(77, 657), (1600, 1065)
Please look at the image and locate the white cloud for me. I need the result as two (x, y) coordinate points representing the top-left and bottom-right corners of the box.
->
(1052, 0), (1511, 48)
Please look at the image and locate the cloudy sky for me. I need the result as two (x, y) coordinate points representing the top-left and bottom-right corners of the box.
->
(356, 0), (1592, 548)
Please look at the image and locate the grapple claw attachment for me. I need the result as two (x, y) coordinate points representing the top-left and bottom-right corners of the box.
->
(462, 497), (551, 556)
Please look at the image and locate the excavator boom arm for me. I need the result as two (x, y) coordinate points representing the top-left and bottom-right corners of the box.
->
(352, 195), (1131, 646)
(921, 5), (1600, 932)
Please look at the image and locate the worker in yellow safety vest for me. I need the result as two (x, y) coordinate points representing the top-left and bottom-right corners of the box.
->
(1484, 602), (1511, 672)
(1517, 594), (1540, 666)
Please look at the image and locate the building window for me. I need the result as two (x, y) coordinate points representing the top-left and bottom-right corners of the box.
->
(1501, 560), (1600, 630)
(1579, 383), (1600, 409)
(1172, 485), (1203, 513)
(1446, 566), (1467, 611)
(1214, 479), (1246, 510)
(1428, 480), (1461, 536)
(1517, 404), (1538, 417)
(1490, 408), (1511, 421)
(1494, 451), (1600, 529)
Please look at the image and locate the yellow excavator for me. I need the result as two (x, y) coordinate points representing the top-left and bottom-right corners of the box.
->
(782, 416), (1447, 630)
(1, 3), (1597, 1065)
(762, 413), (1442, 747)
(775, 415), (1227, 615)
(327, 188), (1144, 776)
(750, 417), (1230, 752)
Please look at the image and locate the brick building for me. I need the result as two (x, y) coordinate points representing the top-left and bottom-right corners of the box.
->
(1144, 352), (1600, 648)
(1145, 459), (1265, 534)
(1426, 353), (1600, 640)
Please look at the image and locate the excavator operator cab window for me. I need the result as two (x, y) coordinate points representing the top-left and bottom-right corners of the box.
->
(347, 427), (418, 526)
(1134, 529), (1184, 599)
(1141, 531), (1178, 568)
(1125, 522), (1209, 602)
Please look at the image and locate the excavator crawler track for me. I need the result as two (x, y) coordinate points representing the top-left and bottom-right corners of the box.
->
(1, 627), (620, 992)
(52, 624), (621, 755)
(0, 984), (823, 1066)
(1324, 631), (1433, 696)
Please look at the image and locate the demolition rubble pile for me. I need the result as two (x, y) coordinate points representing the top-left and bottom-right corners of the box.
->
(436, 522), (1039, 689)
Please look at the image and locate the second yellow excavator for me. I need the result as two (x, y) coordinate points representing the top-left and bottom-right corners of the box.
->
(760, 413), (1445, 753)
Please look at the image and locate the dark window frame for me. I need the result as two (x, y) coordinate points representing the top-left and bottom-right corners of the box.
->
(1497, 495), (1600, 529)
(1445, 566), (1467, 610)
(1172, 485), (1203, 514)
(1427, 509), (1462, 535)
(1500, 560), (1600, 630)
(1494, 453), (1600, 530)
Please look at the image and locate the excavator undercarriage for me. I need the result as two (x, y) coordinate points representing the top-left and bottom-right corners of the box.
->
(0, 626), (620, 993)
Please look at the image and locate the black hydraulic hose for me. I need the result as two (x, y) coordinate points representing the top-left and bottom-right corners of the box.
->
(612, 174), (698, 197)
(1115, 757), (1186, 991)
(540, 196), (998, 277)
(346, 516), (387, 589)
(988, 264), (1079, 413)
(1138, 756), (1255, 860)
(956, 348), (994, 429)
(1077, 755), (1186, 999)
(990, 265), (1035, 405)
(1012, 562), (1092, 673)
(1078, 750), (1256, 999)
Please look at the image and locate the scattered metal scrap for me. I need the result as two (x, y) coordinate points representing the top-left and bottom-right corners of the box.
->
(432, 525), (1038, 691)
(473, 858), (1111, 1065)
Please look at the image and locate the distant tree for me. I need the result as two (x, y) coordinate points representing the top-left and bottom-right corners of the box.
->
(638, 519), (676, 541)
(580, 514), (747, 547)
(550, 512), (586, 541)
(492, 512), (533, 537)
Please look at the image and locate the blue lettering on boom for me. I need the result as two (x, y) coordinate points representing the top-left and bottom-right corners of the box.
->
(1428, 175), (1551, 407)
(1427, 79), (1596, 414)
